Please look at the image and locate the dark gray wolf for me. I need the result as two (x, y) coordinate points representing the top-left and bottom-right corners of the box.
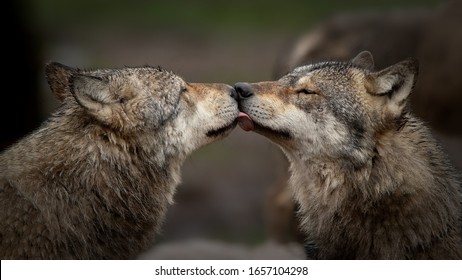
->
(235, 51), (462, 259)
(0, 62), (238, 259)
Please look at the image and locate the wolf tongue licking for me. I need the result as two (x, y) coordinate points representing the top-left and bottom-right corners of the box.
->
(237, 112), (254, 131)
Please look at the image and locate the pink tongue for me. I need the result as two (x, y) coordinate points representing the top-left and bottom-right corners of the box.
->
(237, 112), (254, 131)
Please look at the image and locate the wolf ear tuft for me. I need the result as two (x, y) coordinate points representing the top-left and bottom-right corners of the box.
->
(366, 57), (419, 117)
(71, 74), (118, 122)
(351, 51), (374, 71)
(45, 62), (78, 102)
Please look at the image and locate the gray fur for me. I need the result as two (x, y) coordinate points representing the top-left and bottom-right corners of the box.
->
(237, 51), (462, 259)
(0, 63), (238, 259)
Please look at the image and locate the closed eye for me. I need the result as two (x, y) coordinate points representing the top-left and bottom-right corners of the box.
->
(297, 89), (317, 95)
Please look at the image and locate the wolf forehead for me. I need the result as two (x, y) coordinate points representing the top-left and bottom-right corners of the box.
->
(47, 62), (184, 87)
(283, 61), (365, 84)
(45, 62), (187, 105)
(82, 65), (182, 85)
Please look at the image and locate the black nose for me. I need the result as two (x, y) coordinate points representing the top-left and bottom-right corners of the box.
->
(228, 87), (238, 100)
(234, 82), (254, 99)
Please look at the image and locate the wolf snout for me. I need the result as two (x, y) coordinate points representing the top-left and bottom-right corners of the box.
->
(234, 82), (254, 99)
(207, 84), (238, 100)
(227, 86), (239, 100)
(233, 82), (255, 132)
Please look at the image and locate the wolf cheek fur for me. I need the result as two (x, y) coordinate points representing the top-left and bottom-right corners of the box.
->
(236, 51), (462, 259)
(0, 63), (239, 259)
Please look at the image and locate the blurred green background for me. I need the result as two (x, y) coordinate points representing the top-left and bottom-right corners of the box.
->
(7, 0), (455, 259)
(12, 0), (441, 119)
(27, 0), (441, 81)
(33, 0), (438, 33)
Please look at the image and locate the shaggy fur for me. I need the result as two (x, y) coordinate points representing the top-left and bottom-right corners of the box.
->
(235, 51), (462, 259)
(0, 62), (238, 259)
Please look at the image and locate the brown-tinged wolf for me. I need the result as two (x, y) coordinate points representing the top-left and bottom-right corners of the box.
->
(235, 51), (462, 259)
(0, 63), (239, 259)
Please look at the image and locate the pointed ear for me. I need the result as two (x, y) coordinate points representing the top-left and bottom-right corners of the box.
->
(351, 51), (374, 71)
(45, 62), (78, 102)
(70, 74), (118, 122)
(366, 57), (419, 117)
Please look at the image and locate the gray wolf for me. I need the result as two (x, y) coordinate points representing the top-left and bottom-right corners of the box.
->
(0, 62), (238, 259)
(235, 51), (462, 259)
(266, 2), (462, 247)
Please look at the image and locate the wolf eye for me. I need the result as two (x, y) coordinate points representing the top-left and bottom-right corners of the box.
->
(180, 87), (188, 94)
(297, 89), (316, 95)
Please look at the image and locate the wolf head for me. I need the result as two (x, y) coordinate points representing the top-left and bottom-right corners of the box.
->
(45, 63), (239, 154)
(236, 51), (418, 166)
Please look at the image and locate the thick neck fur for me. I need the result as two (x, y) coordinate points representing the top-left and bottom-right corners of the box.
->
(283, 116), (462, 259)
(0, 102), (186, 259)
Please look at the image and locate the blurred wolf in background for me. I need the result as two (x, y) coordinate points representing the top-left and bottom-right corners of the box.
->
(274, 1), (462, 137)
(0, 62), (239, 259)
(236, 51), (462, 259)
